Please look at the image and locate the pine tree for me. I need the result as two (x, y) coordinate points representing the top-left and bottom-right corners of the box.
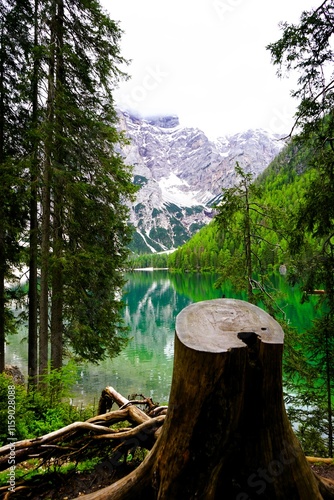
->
(0, 0), (30, 372)
(35, 0), (136, 369)
(1, 0), (136, 376)
(268, 0), (334, 456)
(214, 163), (286, 306)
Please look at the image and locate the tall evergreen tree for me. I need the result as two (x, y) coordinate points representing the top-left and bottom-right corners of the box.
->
(1, 0), (136, 377)
(268, 0), (334, 456)
(38, 0), (55, 380)
(0, 0), (30, 372)
(36, 0), (136, 369)
(27, 0), (41, 384)
(214, 163), (286, 310)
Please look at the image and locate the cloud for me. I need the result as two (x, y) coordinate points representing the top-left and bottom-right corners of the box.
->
(102, 0), (319, 137)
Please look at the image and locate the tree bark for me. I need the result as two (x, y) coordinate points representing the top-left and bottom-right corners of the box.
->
(27, 0), (40, 387)
(77, 299), (330, 499)
(39, 0), (56, 382)
(0, 387), (162, 471)
(50, 0), (65, 370)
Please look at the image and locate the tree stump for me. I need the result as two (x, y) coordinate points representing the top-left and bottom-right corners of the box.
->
(78, 299), (329, 499)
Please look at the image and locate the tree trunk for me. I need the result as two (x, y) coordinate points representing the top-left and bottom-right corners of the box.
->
(27, 0), (40, 387)
(50, 0), (65, 370)
(325, 329), (333, 457)
(28, 158), (38, 385)
(39, 157), (51, 380)
(50, 223), (63, 369)
(0, 46), (5, 373)
(39, 1), (56, 381)
(78, 299), (330, 499)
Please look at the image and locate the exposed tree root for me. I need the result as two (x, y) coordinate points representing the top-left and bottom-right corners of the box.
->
(3, 301), (334, 500)
(0, 386), (163, 472)
(0, 383), (334, 499)
(314, 473), (334, 499)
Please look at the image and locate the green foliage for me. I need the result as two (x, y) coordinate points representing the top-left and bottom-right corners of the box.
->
(167, 140), (319, 277)
(128, 230), (153, 254)
(128, 252), (169, 269)
(168, 158), (295, 277)
(167, 135), (333, 453)
(0, 455), (102, 489)
(168, 220), (222, 272)
(0, 0), (32, 369)
(284, 314), (334, 456)
(149, 227), (173, 248)
(0, 365), (95, 446)
(267, 1), (334, 135)
(0, 0), (138, 372)
(267, 1), (334, 456)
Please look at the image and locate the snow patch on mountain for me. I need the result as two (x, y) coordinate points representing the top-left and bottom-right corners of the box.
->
(118, 110), (285, 253)
(158, 173), (202, 208)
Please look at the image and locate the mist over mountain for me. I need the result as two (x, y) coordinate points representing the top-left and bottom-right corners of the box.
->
(118, 110), (285, 253)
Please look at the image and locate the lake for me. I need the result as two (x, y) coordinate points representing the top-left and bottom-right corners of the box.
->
(5, 271), (320, 407)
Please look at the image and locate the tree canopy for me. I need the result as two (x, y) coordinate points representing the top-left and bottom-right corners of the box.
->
(0, 0), (137, 379)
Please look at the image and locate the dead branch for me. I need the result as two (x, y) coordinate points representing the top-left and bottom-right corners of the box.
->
(91, 415), (165, 441)
(307, 456), (334, 464)
(147, 406), (168, 417)
(0, 386), (163, 473)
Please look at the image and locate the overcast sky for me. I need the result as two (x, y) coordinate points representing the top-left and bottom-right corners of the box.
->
(101, 0), (319, 138)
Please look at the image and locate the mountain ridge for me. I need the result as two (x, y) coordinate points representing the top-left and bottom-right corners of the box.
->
(118, 110), (285, 253)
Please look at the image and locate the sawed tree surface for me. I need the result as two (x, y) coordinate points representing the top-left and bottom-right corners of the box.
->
(1, 299), (334, 499)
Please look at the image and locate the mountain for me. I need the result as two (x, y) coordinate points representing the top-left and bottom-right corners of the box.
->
(166, 138), (313, 273)
(118, 110), (285, 253)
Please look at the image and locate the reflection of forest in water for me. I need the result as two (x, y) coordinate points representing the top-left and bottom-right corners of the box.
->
(6, 271), (321, 405)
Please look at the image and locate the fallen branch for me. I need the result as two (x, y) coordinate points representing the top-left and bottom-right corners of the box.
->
(307, 456), (334, 464)
(0, 386), (162, 472)
(91, 415), (165, 441)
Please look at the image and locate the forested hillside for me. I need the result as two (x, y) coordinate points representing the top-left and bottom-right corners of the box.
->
(167, 139), (316, 274)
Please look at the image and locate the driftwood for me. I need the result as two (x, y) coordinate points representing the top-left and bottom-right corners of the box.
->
(0, 386), (165, 473)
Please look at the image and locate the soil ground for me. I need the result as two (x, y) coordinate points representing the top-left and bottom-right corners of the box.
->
(4, 461), (334, 499)
(3, 461), (137, 499)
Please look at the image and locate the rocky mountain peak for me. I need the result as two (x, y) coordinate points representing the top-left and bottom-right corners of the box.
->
(117, 110), (285, 254)
(146, 115), (180, 129)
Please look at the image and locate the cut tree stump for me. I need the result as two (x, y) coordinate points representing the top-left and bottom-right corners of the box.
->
(77, 299), (333, 500)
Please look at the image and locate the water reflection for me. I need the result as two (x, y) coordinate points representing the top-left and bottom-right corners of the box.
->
(5, 271), (321, 407)
(68, 271), (198, 405)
